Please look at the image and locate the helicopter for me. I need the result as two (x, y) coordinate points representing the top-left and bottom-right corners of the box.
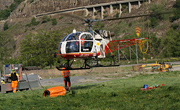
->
(54, 10), (173, 70)
(54, 17), (148, 70)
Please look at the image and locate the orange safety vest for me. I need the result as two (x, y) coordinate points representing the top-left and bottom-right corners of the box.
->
(80, 38), (85, 45)
(61, 68), (70, 78)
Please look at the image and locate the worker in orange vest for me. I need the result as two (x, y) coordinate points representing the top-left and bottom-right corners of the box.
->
(61, 65), (71, 91)
(9, 69), (19, 93)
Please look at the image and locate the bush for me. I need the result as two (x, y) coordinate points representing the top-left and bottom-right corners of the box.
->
(31, 17), (39, 26)
(171, 0), (180, 22)
(3, 22), (9, 31)
(59, 16), (63, 20)
(150, 17), (158, 28)
(171, 24), (179, 30)
(0, 9), (10, 20)
(30, 0), (34, 3)
(41, 15), (51, 23)
(52, 18), (57, 25)
(14, 0), (25, 4)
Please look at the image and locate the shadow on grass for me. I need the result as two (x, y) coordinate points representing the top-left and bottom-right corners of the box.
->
(72, 84), (98, 90)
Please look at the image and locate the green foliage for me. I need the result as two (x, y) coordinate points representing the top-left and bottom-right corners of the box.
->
(9, 3), (18, 12)
(31, 17), (39, 26)
(1, 71), (180, 109)
(171, 0), (180, 22)
(171, 24), (179, 30)
(3, 22), (9, 31)
(94, 21), (104, 30)
(150, 17), (158, 28)
(148, 33), (162, 57)
(19, 28), (73, 68)
(161, 29), (180, 57)
(30, 0), (34, 3)
(0, 0), (24, 20)
(14, 0), (25, 4)
(59, 16), (63, 20)
(51, 18), (57, 25)
(41, 15), (51, 24)
(26, 17), (40, 27)
(0, 32), (13, 67)
(149, 4), (165, 28)
(0, 9), (10, 20)
(3, 58), (19, 64)
(128, 22), (132, 27)
(114, 12), (120, 18)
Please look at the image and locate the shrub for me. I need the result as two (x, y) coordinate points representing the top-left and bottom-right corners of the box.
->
(31, 17), (39, 26)
(3, 22), (9, 31)
(52, 18), (57, 25)
(41, 15), (51, 23)
(59, 16), (63, 20)
(150, 17), (158, 28)
(171, 24), (179, 30)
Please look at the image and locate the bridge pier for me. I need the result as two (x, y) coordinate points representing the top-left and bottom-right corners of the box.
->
(93, 7), (96, 19)
(101, 6), (104, 19)
(119, 4), (122, 17)
(110, 5), (113, 14)
(85, 9), (89, 16)
(138, 1), (141, 8)
(148, 0), (151, 3)
(35, 0), (152, 19)
(128, 2), (132, 13)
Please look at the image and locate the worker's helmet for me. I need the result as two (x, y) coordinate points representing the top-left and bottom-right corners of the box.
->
(11, 69), (15, 73)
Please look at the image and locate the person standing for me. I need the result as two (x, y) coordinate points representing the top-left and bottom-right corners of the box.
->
(9, 69), (19, 93)
(61, 66), (71, 92)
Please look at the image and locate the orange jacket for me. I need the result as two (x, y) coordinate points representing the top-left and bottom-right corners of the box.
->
(61, 68), (70, 78)
(80, 38), (85, 45)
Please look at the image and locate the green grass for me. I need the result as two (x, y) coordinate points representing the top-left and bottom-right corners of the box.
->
(1, 71), (180, 109)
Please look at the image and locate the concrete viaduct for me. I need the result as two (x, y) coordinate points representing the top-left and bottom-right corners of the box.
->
(35, 0), (151, 19)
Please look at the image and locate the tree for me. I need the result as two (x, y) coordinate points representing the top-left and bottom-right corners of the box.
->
(161, 29), (180, 57)
(149, 4), (165, 28)
(19, 29), (73, 68)
(171, 0), (180, 22)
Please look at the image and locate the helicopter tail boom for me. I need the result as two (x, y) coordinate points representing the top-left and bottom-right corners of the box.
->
(105, 38), (147, 54)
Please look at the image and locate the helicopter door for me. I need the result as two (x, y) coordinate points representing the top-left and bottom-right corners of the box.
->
(80, 34), (93, 52)
(61, 42), (66, 54)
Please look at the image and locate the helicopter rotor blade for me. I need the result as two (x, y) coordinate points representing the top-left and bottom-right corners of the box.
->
(103, 11), (174, 21)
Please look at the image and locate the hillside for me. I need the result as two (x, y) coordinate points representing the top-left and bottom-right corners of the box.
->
(0, 0), (179, 68)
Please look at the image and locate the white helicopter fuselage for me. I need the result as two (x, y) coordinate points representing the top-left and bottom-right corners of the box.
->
(57, 30), (111, 59)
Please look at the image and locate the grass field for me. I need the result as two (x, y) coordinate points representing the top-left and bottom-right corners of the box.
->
(1, 71), (180, 110)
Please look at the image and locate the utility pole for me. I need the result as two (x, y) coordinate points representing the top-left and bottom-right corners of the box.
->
(136, 43), (138, 64)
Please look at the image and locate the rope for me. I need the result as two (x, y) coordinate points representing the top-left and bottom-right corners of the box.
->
(138, 40), (148, 54)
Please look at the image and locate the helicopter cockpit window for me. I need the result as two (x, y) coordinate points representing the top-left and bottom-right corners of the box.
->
(66, 33), (80, 41)
(65, 32), (81, 53)
(66, 41), (79, 53)
(80, 34), (93, 52)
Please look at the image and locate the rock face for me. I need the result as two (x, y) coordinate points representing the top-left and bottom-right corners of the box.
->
(10, 0), (127, 18)
(0, 0), (14, 10)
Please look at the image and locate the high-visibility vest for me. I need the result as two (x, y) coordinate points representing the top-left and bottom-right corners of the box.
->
(61, 68), (70, 78)
(80, 38), (85, 45)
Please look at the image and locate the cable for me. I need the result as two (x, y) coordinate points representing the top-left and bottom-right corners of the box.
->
(138, 40), (148, 54)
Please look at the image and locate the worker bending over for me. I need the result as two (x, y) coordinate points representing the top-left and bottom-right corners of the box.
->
(61, 65), (71, 92)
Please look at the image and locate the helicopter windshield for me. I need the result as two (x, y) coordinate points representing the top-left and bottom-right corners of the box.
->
(58, 32), (94, 54)
(65, 32), (81, 53)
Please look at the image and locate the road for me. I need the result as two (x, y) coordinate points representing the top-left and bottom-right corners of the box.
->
(39, 61), (180, 87)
